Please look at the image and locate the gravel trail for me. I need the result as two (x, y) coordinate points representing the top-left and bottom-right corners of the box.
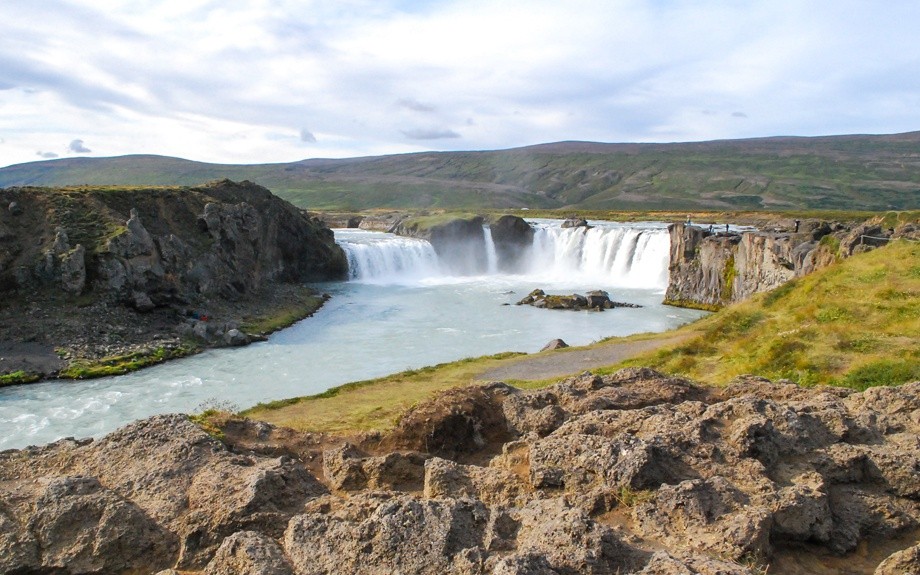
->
(475, 333), (694, 382)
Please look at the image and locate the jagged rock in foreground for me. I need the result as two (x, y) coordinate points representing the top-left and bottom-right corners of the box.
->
(3, 369), (919, 574)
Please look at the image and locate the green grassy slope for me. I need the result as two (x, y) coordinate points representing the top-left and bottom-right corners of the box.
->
(2, 132), (920, 211)
(612, 239), (920, 388)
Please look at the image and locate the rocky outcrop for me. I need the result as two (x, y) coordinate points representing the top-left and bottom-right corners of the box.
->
(517, 288), (641, 311)
(5, 369), (917, 574)
(663, 220), (918, 309)
(541, 338), (569, 351)
(489, 215), (534, 272)
(0, 180), (347, 379)
(315, 211), (408, 232)
(561, 217), (589, 229)
(1, 179), (346, 304)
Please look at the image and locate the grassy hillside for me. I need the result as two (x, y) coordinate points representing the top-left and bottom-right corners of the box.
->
(611, 239), (920, 388)
(3, 132), (920, 211)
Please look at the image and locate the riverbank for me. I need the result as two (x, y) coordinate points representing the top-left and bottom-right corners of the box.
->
(0, 283), (330, 386)
(0, 180), (347, 386)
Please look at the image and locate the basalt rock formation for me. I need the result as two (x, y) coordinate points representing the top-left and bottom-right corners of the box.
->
(664, 220), (919, 309)
(4, 368), (917, 574)
(517, 288), (641, 311)
(489, 215), (534, 273)
(0, 180), (347, 380)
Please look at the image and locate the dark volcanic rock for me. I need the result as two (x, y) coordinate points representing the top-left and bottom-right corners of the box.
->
(561, 217), (589, 229)
(489, 215), (534, 272)
(0, 180), (347, 380)
(396, 216), (488, 274)
(517, 288), (641, 311)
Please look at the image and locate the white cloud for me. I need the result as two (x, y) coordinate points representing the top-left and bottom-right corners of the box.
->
(68, 139), (92, 153)
(400, 128), (461, 140)
(1, 0), (919, 167)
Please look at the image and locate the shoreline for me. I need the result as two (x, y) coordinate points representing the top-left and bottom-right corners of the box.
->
(0, 283), (331, 387)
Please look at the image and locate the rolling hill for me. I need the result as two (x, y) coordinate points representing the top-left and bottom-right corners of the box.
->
(2, 132), (920, 211)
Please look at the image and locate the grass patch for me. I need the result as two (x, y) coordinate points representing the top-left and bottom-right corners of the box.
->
(841, 358), (920, 391)
(60, 345), (197, 379)
(240, 292), (327, 335)
(604, 240), (920, 388)
(242, 352), (525, 434)
(613, 485), (655, 508)
(188, 409), (232, 441)
(0, 371), (42, 387)
(721, 255), (737, 302)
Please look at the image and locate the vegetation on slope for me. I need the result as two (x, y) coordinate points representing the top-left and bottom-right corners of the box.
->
(242, 352), (524, 433)
(3, 132), (920, 211)
(612, 239), (920, 388)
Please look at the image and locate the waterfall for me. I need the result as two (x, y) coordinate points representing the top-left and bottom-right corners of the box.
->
(523, 223), (670, 288)
(337, 229), (441, 283)
(483, 225), (499, 274)
(334, 221), (670, 289)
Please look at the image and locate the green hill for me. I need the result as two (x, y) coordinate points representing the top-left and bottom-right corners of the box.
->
(2, 132), (920, 211)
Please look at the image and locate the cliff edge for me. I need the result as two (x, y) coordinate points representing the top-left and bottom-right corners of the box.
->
(665, 220), (919, 310)
(0, 180), (347, 382)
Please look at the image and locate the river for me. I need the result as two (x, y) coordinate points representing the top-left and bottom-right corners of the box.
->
(0, 219), (707, 449)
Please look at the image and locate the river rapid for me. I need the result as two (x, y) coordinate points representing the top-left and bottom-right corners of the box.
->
(0, 219), (707, 449)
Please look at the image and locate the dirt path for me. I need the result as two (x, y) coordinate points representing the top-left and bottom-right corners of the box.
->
(475, 333), (695, 382)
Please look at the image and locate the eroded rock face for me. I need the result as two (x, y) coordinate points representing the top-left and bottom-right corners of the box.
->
(489, 215), (534, 272)
(0, 414), (328, 572)
(2, 370), (919, 574)
(1, 181), (347, 304)
(664, 220), (919, 309)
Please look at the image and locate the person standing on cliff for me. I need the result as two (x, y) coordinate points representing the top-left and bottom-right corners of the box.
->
(794, 219), (800, 233)
(686, 215), (691, 225)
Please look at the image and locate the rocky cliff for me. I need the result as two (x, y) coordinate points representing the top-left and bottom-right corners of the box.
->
(489, 215), (534, 272)
(664, 220), (919, 309)
(2, 368), (918, 574)
(0, 180), (347, 380)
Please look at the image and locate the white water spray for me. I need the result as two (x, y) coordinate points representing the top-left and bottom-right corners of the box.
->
(339, 229), (441, 283)
(336, 220), (670, 289)
(483, 225), (499, 274)
(524, 221), (669, 288)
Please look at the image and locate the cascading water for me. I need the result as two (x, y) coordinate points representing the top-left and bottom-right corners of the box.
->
(523, 221), (670, 288)
(339, 229), (442, 283)
(337, 219), (670, 289)
(483, 225), (499, 274)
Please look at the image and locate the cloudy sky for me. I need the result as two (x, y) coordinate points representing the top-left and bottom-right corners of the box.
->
(1, 0), (919, 168)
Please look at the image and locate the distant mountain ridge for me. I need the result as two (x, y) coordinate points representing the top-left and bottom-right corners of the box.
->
(2, 131), (919, 211)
